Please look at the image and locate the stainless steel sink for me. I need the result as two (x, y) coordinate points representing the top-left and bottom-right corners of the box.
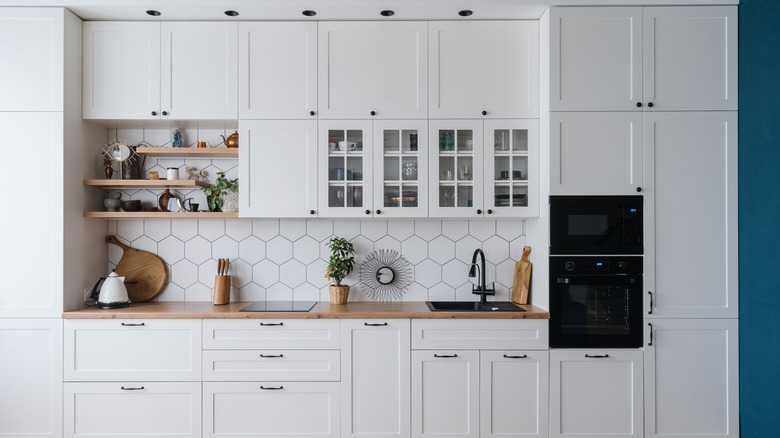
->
(426, 301), (525, 312)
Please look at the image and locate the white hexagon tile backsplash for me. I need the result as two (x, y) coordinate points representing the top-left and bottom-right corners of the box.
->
(107, 218), (527, 303)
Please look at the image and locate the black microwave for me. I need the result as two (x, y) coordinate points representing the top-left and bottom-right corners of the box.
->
(549, 196), (643, 255)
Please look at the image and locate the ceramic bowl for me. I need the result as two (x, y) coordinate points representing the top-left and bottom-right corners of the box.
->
(104, 198), (120, 212)
(120, 200), (142, 212)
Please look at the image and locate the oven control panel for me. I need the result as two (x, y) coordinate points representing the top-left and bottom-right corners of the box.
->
(551, 256), (642, 275)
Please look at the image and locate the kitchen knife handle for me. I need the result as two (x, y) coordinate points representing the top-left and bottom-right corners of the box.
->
(260, 386), (284, 390)
(434, 354), (458, 358)
(503, 354), (528, 359)
(121, 322), (145, 327)
(648, 323), (654, 346)
(364, 322), (388, 326)
(260, 322), (284, 326)
(584, 354), (610, 358)
(648, 291), (654, 314)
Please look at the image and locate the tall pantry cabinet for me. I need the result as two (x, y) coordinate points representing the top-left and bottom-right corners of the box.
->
(0, 8), (106, 438)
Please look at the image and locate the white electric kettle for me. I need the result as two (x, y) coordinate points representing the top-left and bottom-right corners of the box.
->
(91, 272), (131, 309)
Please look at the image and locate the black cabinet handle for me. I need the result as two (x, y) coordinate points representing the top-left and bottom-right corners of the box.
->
(162, 111), (168, 116)
(121, 386), (144, 390)
(487, 209), (493, 215)
(364, 322), (388, 326)
(375, 209), (381, 215)
(309, 111), (315, 116)
(370, 111), (376, 116)
(434, 354), (458, 358)
(151, 111), (157, 116)
(636, 187), (643, 192)
(647, 102), (654, 108)
(585, 354), (610, 358)
(260, 322), (284, 326)
(121, 322), (145, 327)
(648, 323), (654, 346)
(309, 210), (315, 215)
(481, 110), (487, 116)
(476, 209), (482, 215)
(260, 386), (284, 390)
(636, 102), (643, 108)
(260, 354), (284, 358)
(503, 354), (528, 359)
(365, 209), (371, 215)
(648, 291), (653, 314)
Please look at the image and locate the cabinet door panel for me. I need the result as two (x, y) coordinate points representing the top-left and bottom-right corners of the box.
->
(319, 22), (427, 119)
(203, 319), (340, 350)
(0, 8), (63, 111)
(318, 121), (374, 218)
(484, 119), (539, 217)
(644, 319), (738, 438)
(430, 21), (538, 118)
(161, 22), (237, 119)
(428, 120), (484, 218)
(83, 22), (160, 119)
(644, 112), (738, 318)
(203, 349), (340, 382)
(550, 7), (642, 111)
(373, 120), (429, 218)
(644, 7), (737, 111)
(239, 22), (317, 119)
(239, 120), (317, 217)
(551, 112), (643, 195)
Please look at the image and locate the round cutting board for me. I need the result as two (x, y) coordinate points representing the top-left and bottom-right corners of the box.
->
(106, 235), (167, 302)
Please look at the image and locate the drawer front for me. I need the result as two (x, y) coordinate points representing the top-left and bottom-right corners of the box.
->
(64, 382), (201, 438)
(203, 349), (340, 381)
(411, 319), (548, 350)
(204, 381), (340, 438)
(203, 319), (340, 350)
(64, 319), (202, 381)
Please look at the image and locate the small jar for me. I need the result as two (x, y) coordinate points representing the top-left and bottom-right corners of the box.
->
(166, 167), (179, 181)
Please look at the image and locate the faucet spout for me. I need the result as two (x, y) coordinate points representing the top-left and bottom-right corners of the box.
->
(469, 249), (494, 303)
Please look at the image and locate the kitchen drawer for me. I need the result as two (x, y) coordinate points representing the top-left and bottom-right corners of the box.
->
(203, 349), (340, 381)
(64, 319), (202, 381)
(64, 382), (201, 438)
(204, 381), (340, 438)
(411, 319), (548, 350)
(203, 319), (340, 350)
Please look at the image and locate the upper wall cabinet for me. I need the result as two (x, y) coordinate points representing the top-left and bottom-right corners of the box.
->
(0, 8), (64, 111)
(550, 6), (737, 111)
(429, 21), (539, 119)
(318, 22), (428, 119)
(83, 22), (237, 120)
(239, 22), (317, 119)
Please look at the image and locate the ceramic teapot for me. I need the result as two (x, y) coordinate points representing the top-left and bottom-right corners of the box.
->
(94, 272), (130, 309)
(221, 131), (239, 148)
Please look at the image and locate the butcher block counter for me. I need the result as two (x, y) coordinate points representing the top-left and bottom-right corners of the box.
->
(62, 301), (549, 319)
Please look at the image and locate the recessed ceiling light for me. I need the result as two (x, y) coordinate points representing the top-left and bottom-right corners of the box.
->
(380, 10), (395, 17)
(224, 10), (239, 17)
(146, 10), (161, 16)
(458, 10), (473, 17)
(302, 10), (317, 17)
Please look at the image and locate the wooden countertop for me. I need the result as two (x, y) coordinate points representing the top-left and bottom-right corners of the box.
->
(62, 301), (549, 319)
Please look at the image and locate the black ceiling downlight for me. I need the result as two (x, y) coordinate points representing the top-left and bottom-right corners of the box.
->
(146, 10), (161, 16)
(380, 10), (395, 17)
(458, 10), (473, 17)
(302, 10), (317, 17)
(224, 10), (239, 17)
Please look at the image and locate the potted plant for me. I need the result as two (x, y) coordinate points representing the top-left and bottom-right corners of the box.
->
(203, 171), (238, 212)
(325, 236), (355, 304)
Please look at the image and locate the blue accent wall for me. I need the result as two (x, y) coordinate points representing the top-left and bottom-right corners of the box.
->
(739, 1), (780, 435)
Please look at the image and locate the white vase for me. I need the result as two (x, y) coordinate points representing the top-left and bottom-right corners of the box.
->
(221, 191), (239, 212)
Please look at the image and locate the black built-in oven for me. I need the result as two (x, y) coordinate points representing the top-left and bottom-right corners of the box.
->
(549, 256), (643, 348)
(549, 195), (643, 255)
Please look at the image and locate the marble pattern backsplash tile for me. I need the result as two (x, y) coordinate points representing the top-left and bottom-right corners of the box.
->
(107, 219), (527, 303)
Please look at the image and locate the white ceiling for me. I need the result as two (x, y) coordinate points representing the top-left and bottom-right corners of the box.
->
(0, 0), (737, 21)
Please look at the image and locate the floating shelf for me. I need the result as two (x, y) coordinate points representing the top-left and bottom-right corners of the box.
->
(136, 147), (238, 158)
(84, 179), (208, 189)
(84, 211), (239, 219)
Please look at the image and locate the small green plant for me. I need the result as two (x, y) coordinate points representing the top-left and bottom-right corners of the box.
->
(325, 236), (355, 286)
(203, 172), (238, 211)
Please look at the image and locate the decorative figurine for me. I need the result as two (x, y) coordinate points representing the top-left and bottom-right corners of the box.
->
(185, 166), (207, 181)
(103, 155), (114, 179)
(172, 128), (183, 148)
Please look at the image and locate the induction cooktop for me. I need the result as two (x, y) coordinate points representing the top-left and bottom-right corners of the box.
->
(239, 301), (318, 312)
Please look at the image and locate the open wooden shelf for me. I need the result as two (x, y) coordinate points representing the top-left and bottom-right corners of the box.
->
(136, 147), (238, 158)
(84, 179), (208, 188)
(84, 211), (239, 219)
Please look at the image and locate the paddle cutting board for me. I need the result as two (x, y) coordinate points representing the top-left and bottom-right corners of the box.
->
(511, 246), (532, 305)
(106, 235), (167, 302)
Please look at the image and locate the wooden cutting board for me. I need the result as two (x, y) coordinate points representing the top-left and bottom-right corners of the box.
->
(106, 235), (167, 302)
(511, 246), (532, 305)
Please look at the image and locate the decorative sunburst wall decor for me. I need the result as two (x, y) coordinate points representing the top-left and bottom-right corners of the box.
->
(359, 249), (413, 302)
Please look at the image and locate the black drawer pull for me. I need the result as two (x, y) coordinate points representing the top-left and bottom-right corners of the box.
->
(434, 354), (458, 358)
(121, 322), (145, 327)
(121, 386), (144, 390)
(260, 386), (284, 390)
(364, 322), (388, 326)
(260, 354), (284, 358)
(503, 354), (528, 359)
(260, 322), (284, 326)
(584, 354), (610, 358)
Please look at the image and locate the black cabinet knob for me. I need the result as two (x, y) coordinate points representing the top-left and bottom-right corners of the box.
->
(309, 210), (315, 215)
(481, 110), (487, 116)
(636, 102), (643, 108)
(647, 102), (654, 108)
(365, 209), (371, 215)
(162, 111), (168, 116)
(476, 209), (482, 215)
(151, 111), (157, 116)
(487, 209), (493, 214)
(370, 110), (376, 116)
(636, 187), (643, 192)
(375, 209), (381, 215)
(309, 111), (315, 116)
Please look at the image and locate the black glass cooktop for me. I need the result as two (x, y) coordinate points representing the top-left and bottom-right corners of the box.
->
(239, 301), (317, 312)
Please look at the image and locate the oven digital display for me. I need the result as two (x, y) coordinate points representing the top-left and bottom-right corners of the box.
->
(568, 214), (609, 236)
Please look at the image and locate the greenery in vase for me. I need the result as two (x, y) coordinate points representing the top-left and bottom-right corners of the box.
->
(203, 171), (238, 211)
(325, 236), (355, 286)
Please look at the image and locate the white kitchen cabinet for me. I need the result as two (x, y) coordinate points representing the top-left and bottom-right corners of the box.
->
(239, 120), (318, 217)
(0, 319), (62, 438)
(318, 22), (427, 119)
(412, 350), (480, 438)
(411, 319), (549, 351)
(341, 320), (410, 438)
(484, 119), (539, 217)
(550, 6), (737, 111)
(429, 21), (539, 119)
(480, 351), (549, 438)
(64, 382), (202, 438)
(644, 319), (739, 438)
(203, 382), (340, 438)
(239, 22), (317, 119)
(83, 21), (237, 120)
(202, 319), (340, 350)
(550, 349), (644, 438)
(428, 120), (484, 217)
(373, 120), (429, 218)
(550, 112), (643, 195)
(203, 349), (340, 382)
(0, 8), (63, 111)
(644, 112), (738, 318)
(64, 319), (202, 381)
(318, 120), (374, 217)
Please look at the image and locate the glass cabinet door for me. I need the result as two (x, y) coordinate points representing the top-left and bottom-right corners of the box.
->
(484, 119), (538, 217)
(429, 120), (484, 217)
(374, 121), (428, 218)
(319, 121), (373, 218)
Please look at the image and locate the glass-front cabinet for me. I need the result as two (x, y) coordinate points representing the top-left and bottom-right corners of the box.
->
(374, 120), (428, 218)
(429, 120), (484, 217)
(484, 119), (538, 217)
(319, 121), (373, 218)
